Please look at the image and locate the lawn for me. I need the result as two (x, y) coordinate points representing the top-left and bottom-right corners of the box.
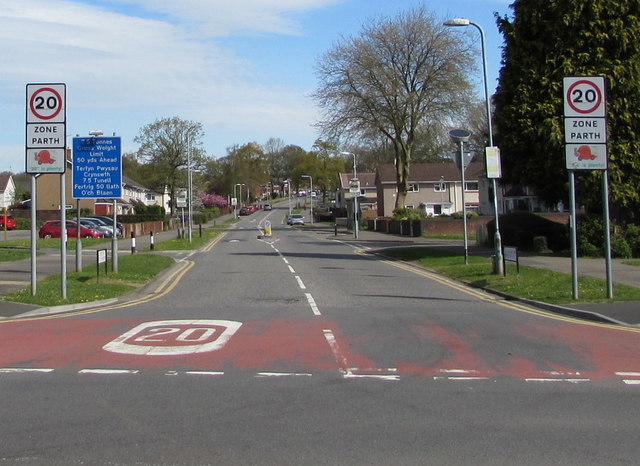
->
(381, 247), (640, 305)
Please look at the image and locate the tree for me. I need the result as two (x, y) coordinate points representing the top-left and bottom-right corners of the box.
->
(314, 6), (475, 209)
(134, 117), (206, 215)
(494, 0), (640, 222)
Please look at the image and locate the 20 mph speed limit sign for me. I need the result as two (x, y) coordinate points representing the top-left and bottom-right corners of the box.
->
(26, 84), (66, 123)
(563, 77), (606, 117)
(26, 83), (67, 174)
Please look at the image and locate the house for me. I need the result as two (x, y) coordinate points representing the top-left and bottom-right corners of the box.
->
(0, 174), (16, 209)
(336, 172), (377, 212)
(375, 161), (484, 218)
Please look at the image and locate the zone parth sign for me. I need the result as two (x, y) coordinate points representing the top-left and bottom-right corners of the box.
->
(25, 83), (67, 174)
(72, 136), (122, 199)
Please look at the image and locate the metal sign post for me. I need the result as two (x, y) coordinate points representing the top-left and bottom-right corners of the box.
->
(563, 76), (611, 299)
(26, 83), (67, 297)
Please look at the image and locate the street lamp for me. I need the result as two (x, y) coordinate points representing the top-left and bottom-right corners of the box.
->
(444, 17), (504, 274)
(285, 179), (292, 216)
(301, 175), (313, 225)
(340, 151), (359, 239)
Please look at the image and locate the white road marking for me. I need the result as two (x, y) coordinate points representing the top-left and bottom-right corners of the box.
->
(0, 368), (54, 373)
(344, 373), (400, 381)
(305, 293), (321, 316)
(185, 371), (225, 376)
(295, 275), (306, 289)
(434, 376), (489, 381)
(255, 372), (313, 378)
(525, 378), (589, 383)
(103, 319), (242, 356)
(79, 369), (140, 375)
(323, 329), (350, 375)
(288, 265), (296, 274)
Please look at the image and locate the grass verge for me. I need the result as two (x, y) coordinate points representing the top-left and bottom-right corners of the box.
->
(147, 229), (218, 251)
(381, 247), (640, 305)
(5, 254), (174, 307)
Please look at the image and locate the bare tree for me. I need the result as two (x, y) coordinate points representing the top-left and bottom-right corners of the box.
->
(135, 116), (205, 215)
(314, 6), (475, 209)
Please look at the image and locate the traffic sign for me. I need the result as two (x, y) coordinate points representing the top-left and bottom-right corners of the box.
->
(25, 83), (67, 174)
(564, 118), (607, 144)
(565, 144), (607, 170)
(27, 84), (66, 123)
(563, 77), (606, 117)
(72, 137), (122, 199)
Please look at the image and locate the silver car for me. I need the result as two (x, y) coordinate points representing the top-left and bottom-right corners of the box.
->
(287, 214), (305, 226)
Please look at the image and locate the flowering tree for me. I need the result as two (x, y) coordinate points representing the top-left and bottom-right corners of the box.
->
(200, 192), (228, 208)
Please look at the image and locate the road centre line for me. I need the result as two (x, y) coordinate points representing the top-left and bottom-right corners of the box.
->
(295, 276), (306, 289)
(288, 265), (296, 274)
(79, 369), (140, 375)
(323, 329), (350, 375)
(305, 293), (321, 316)
(0, 368), (54, 373)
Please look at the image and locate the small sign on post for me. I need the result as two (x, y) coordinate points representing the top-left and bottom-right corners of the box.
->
(97, 249), (108, 283)
(503, 246), (519, 275)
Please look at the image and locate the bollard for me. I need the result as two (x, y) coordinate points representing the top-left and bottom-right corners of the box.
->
(131, 231), (136, 254)
(334, 223), (338, 236)
(150, 231), (155, 251)
(199, 224), (202, 238)
(177, 228), (182, 239)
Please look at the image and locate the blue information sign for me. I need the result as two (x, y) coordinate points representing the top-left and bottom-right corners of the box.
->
(72, 137), (122, 199)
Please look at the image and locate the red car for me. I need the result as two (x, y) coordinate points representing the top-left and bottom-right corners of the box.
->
(38, 220), (104, 239)
(0, 214), (17, 230)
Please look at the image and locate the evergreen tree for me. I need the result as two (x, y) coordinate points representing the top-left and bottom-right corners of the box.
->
(494, 0), (640, 222)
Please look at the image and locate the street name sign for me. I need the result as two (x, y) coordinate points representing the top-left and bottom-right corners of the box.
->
(25, 83), (66, 174)
(72, 136), (122, 199)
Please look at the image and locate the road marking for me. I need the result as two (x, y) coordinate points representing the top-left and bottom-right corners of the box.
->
(255, 372), (313, 378)
(525, 378), (590, 384)
(288, 265), (296, 274)
(184, 371), (225, 377)
(344, 373), (400, 381)
(616, 372), (640, 385)
(323, 329), (350, 375)
(434, 376), (489, 381)
(305, 293), (321, 316)
(79, 369), (140, 375)
(103, 319), (242, 356)
(0, 368), (54, 373)
(295, 275), (306, 289)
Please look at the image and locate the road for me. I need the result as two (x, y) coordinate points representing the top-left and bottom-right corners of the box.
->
(2, 206), (640, 465)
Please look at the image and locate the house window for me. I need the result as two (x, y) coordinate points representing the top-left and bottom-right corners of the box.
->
(434, 182), (446, 192)
(145, 193), (156, 201)
(465, 182), (478, 192)
(408, 183), (419, 192)
(404, 205), (414, 209)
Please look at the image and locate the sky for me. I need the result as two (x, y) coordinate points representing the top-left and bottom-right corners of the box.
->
(0, 0), (513, 173)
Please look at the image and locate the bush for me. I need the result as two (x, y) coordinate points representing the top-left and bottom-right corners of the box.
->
(392, 207), (424, 220)
(489, 212), (569, 252)
(612, 235), (632, 259)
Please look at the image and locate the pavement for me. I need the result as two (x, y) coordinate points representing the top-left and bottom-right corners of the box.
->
(1, 213), (639, 326)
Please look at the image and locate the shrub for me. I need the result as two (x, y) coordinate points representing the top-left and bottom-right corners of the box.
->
(488, 212), (569, 252)
(612, 235), (632, 259)
(392, 207), (423, 220)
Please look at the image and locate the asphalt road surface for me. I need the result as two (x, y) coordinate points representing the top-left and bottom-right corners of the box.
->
(2, 207), (640, 465)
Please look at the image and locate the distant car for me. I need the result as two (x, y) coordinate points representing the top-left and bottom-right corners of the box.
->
(87, 216), (123, 236)
(0, 214), (17, 230)
(263, 203), (272, 211)
(287, 214), (305, 226)
(239, 207), (250, 216)
(39, 220), (104, 239)
(79, 218), (114, 238)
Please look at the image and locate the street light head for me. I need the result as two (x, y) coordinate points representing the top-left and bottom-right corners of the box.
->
(340, 151), (353, 156)
(444, 18), (470, 27)
(89, 130), (104, 136)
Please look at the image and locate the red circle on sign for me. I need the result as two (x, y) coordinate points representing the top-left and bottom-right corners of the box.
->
(566, 80), (603, 115)
(29, 87), (63, 121)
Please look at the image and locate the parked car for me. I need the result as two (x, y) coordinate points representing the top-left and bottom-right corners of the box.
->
(239, 207), (250, 216)
(38, 220), (103, 239)
(287, 214), (305, 226)
(79, 218), (114, 238)
(0, 214), (17, 230)
(87, 216), (123, 236)
(263, 203), (272, 211)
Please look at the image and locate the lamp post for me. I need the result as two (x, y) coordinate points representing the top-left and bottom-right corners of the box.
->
(187, 139), (193, 243)
(235, 183), (244, 216)
(445, 17), (504, 274)
(285, 179), (292, 216)
(341, 151), (359, 239)
(301, 175), (313, 224)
